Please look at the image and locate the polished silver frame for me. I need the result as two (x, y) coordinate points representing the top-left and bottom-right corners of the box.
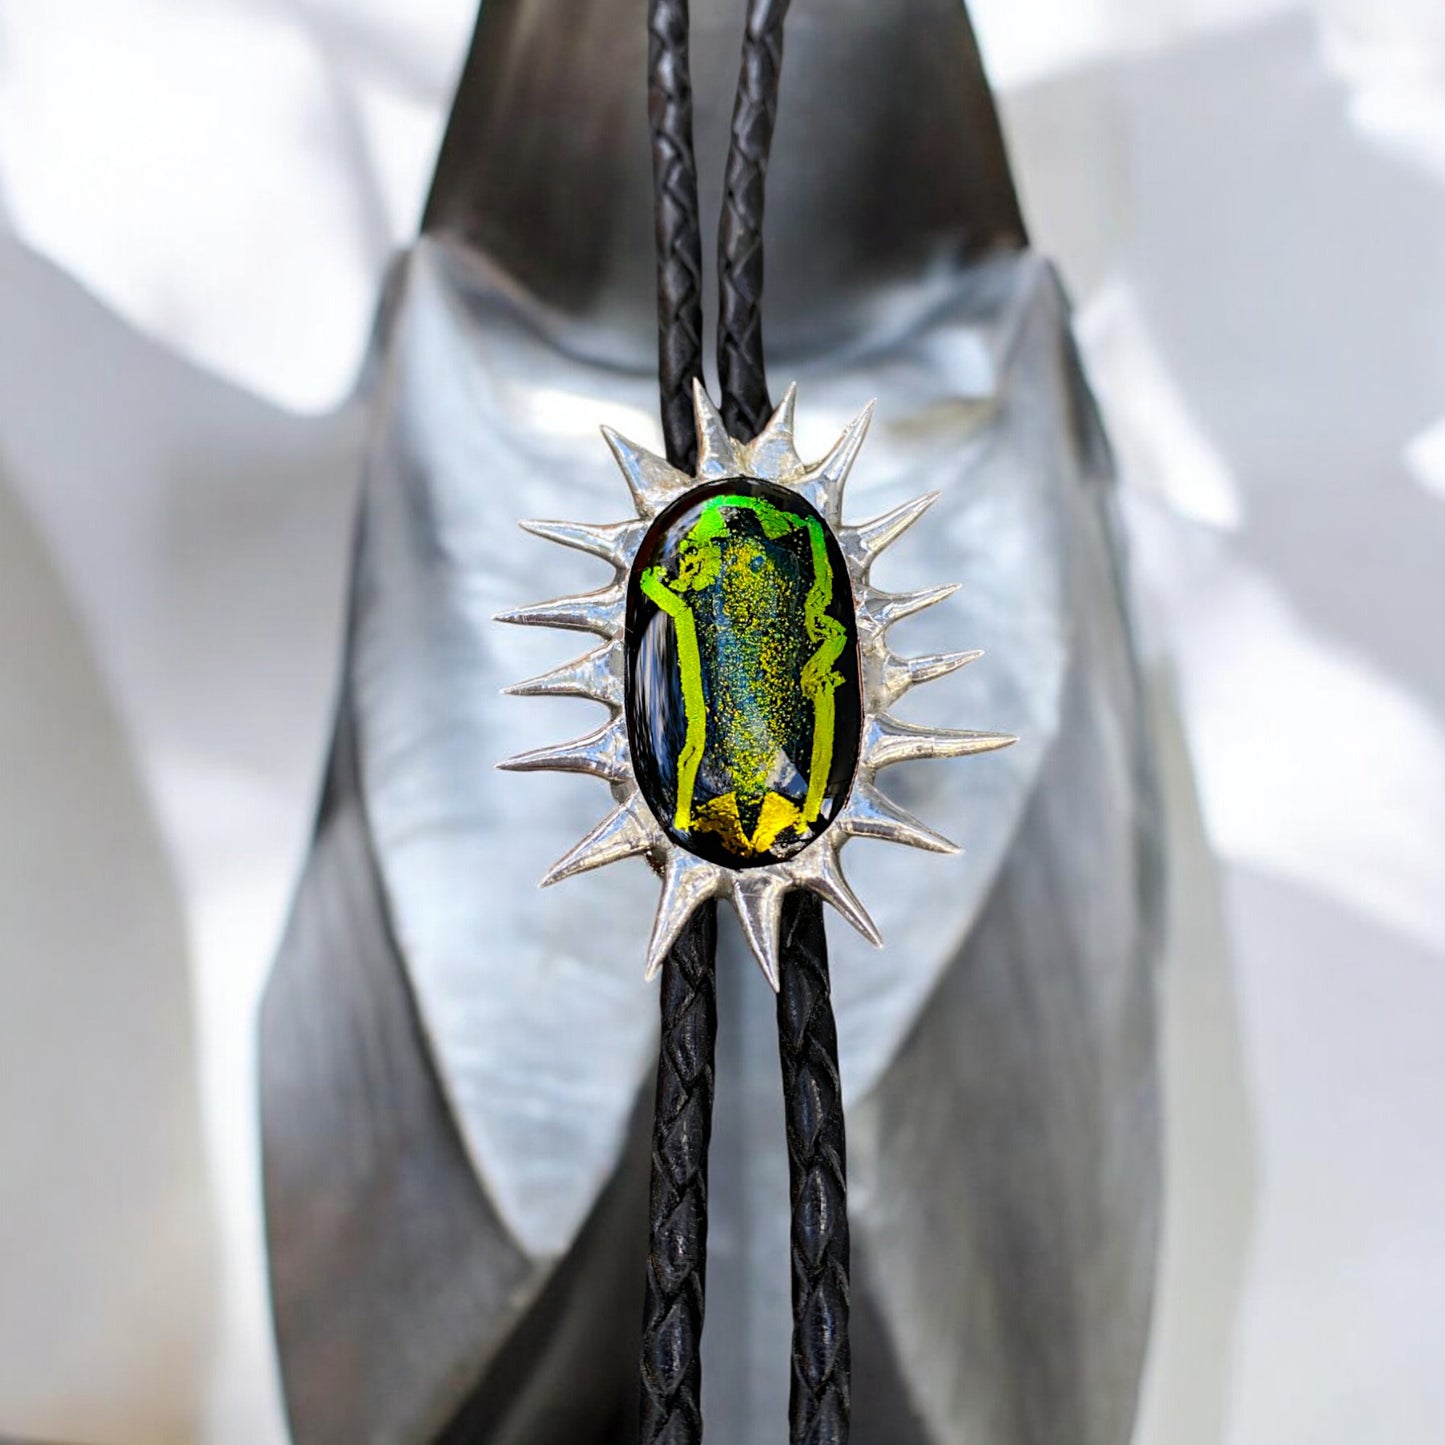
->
(499, 381), (1015, 987)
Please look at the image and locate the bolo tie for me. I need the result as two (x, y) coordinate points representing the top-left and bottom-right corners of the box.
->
(497, 1), (1015, 1440)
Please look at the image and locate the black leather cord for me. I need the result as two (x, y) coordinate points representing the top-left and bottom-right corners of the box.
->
(718, 0), (792, 440)
(639, 902), (719, 1445)
(777, 891), (852, 1445)
(643, 4), (852, 1442)
(720, 6), (854, 1440)
(649, 0), (707, 473)
(642, 3), (715, 1442)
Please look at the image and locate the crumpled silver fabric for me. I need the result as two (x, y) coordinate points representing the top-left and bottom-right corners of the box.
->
(264, 227), (1161, 1443)
(353, 237), (1058, 1258)
(262, 0), (1162, 1435)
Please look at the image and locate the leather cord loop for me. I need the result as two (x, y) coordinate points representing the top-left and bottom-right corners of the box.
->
(649, 0), (707, 473)
(639, 903), (719, 1445)
(777, 892), (852, 1444)
(718, 0), (792, 440)
(642, 4), (851, 1441)
(642, 5), (716, 1442)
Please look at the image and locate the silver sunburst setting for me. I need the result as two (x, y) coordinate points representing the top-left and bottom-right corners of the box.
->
(498, 381), (1015, 989)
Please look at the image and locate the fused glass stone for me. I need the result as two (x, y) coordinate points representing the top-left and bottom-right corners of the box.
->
(625, 478), (862, 869)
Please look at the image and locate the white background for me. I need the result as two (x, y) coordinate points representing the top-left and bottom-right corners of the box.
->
(0, 1), (1441, 1441)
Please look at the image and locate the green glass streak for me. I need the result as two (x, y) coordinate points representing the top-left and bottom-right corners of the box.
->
(798, 518), (847, 827)
(639, 565), (708, 829)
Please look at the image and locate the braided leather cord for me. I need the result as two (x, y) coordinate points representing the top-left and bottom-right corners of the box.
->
(717, 0), (792, 440)
(639, 903), (719, 1445)
(641, 6), (716, 1440)
(643, 6), (851, 1441)
(650, 0), (706, 472)
(718, 4), (855, 1435)
(777, 891), (852, 1445)
(719, 7), (855, 1436)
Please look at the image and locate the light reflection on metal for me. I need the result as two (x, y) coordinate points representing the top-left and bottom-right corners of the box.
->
(262, 1), (1163, 1439)
(263, 230), (1161, 1445)
(498, 381), (1014, 989)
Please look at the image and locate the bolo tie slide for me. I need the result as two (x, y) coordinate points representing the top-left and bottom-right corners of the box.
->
(500, 385), (1014, 981)
(496, 1), (1015, 1439)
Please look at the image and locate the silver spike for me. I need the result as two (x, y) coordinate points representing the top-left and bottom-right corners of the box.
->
(693, 380), (742, 478)
(859, 582), (960, 635)
(901, 647), (984, 686)
(731, 872), (789, 990)
(645, 853), (726, 980)
(600, 426), (693, 517)
(496, 716), (631, 783)
(798, 845), (883, 947)
(864, 714), (1017, 772)
(870, 647), (983, 710)
(744, 382), (802, 479)
(519, 517), (646, 570)
(540, 799), (658, 888)
(842, 491), (941, 576)
(796, 400), (875, 524)
(502, 642), (624, 708)
(494, 582), (624, 639)
(835, 780), (959, 854)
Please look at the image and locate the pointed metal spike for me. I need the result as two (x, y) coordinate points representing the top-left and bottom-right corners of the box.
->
(496, 717), (631, 783)
(835, 781), (960, 854)
(502, 643), (624, 708)
(860, 582), (960, 634)
(800, 846), (883, 947)
(600, 426), (693, 517)
(843, 491), (941, 574)
(796, 400), (875, 523)
(905, 647), (984, 686)
(871, 647), (984, 709)
(731, 874), (789, 990)
(693, 380), (740, 478)
(745, 382), (802, 479)
(494, 583), (624, 638)
(864, 714), (1017, 772)
(644, 855), (725, 980)
(519, 517), (645, 569)
(540, 800), (657, 888)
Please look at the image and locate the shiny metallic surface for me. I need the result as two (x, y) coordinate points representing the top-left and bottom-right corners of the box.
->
(493, 582), (626, 639)
(601, 428), (695, 516)
(503, 642), (626, 710)
(868, 648), (984, 713)
(833, 779), (961, 855)
(499, 383), (1007, 991)
(539, 798), (659, 890)
(646, 852), (728, 977)
(496, 715), (634, 785)
(860, 714), (1016, 772)
(263, 2), (1162, 1440)
(265, 234), (1159, 1444)
(424, 0), (1026, 371)
(840, 491), (942, 575)
(518, 517), (647, 568)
